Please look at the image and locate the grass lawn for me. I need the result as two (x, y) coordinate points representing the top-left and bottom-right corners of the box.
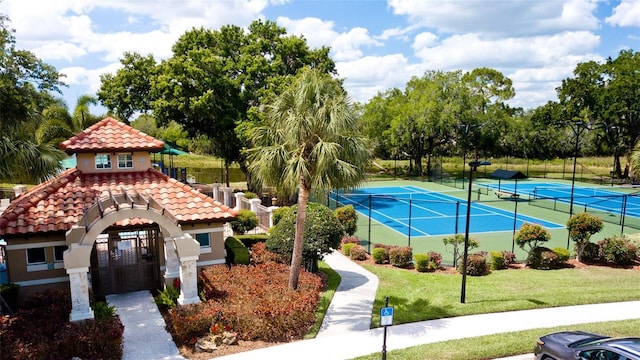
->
(366, 264), (640, 327)
(351, 319), (640, 360)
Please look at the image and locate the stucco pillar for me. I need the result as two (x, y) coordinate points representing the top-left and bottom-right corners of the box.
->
(163, 237), (180, 286)
(177, 257), (200, 305)
(249, 198), (261, 212)
(234, 192), (245, 211)
(67, 267), (94, 322)
(212, 183), (221, 202)
(268, 206), (279, 228)
(223, 187), (233, 208)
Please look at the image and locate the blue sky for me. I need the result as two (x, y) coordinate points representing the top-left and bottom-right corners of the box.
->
(2, 0), (639, 113)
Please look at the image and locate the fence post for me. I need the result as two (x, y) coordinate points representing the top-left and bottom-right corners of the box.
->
(223, 187), (233, 208)
(249, 198), (261, 213)
(234, 192), (245, 211)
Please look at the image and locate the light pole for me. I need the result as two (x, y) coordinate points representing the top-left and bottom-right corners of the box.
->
(459, 124), (480, 189)
(565, 121), (591, 248)
(461, 160), (491, 304)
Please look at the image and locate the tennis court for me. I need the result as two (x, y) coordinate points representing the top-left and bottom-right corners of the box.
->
(480, 182), (640, 218)
(332, 185), (563, 237)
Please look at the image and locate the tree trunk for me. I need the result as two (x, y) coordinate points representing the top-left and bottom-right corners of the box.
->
(289, 178), (310, 290)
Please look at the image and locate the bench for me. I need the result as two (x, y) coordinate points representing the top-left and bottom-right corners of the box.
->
(494, 190), (520, 200)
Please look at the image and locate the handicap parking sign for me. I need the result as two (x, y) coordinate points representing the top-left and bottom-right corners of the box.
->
(380, 306), (394, 326)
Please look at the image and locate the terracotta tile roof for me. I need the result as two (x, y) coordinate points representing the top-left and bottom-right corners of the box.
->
(60, 117), (165, 153)
(0, 168), (237, 236)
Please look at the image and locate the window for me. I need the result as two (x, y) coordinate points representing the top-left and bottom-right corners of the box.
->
(117, 153), (133, 169)
(95, 154), (112, 169)
(54, 245), (68, 262)
(26, 248), (46, 265)
(195, 233), (210, 247)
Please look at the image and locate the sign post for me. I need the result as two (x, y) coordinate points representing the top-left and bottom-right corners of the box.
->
(380, 296), (393, 360)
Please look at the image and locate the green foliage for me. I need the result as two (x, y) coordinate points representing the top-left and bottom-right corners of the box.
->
(372, 247), (387, 264)
(334, 205), (358, 235)
(168, 262), (323, 344)
(93, 301), (116, 321)
(350, 245), (368, 261)
(597, 235), (637, 266)
(528, 247), (561, 270)
(553, 247), (571, 262)
(389, 246), (413, 268)
(443, 234), (479, 267)
(271, 206), (290, 226)
(514, 223), (551, 262)
(235, 234), (268, 248)
(266, 202), (343, 263)
(342, 242), (356, 256)
(0, 283), (20, 311)
(341, 236), (360, 246)
(155, 285), (180, 309)
(458, 253), (488, 276)
(567, 213), (604, 262)
(225, 236), (251, 265)
(414, 253), (431, 272)
(582, 242), (601, 263)
(488, 251), (505, 270)
(230, 209), (259, 234)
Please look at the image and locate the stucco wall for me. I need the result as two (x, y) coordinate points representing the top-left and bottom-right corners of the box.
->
(76, 151), (153, 174)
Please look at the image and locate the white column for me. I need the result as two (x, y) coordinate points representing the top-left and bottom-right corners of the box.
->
(223, 187), (233, 208)
(234, 192), (245, 211)
(268, 206), (279, 228)
(249, 198), (261, 213)
(67, 267), (94, 322)
(212, 183), (220, 202)
(163, 237), (180, 286)
(177, 257), (200, 305)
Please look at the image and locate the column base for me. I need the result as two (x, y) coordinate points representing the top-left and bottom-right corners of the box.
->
(69, 309), (95, 322)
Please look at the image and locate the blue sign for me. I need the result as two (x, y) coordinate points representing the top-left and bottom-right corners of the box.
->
(380, 306), (394, 326)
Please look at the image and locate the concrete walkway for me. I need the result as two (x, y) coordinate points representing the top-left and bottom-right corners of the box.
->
(106, 291), (184, 360)
(107, 251), (640, 360)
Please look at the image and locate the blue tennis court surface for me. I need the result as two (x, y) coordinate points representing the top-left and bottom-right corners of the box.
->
(480, 182), (640, 218)
(333, 185), (563, 237)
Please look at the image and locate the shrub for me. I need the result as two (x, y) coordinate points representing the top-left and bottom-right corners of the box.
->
(373, 243), (392, 262)
(341, 236), (360, 246)
(372, 247), (386, 264)
(93, 301), (116, 321)
(582, 242), (600, 263)
(528, 247), (561, 270)
(236, 234), (268, 248)
(0, 283), (20, 311)
(414, 253), (430, 272)
(567, 213), (604, 262)
(249, 242), (280, 265)
(489, 250), (505, 270)
(553, 247), (571, 262)
(458, 253), (488, 276)
(350, 245), (368, 261)
(230, 209), (259, 234)
(389, 246), (413, 268)
(443, 234), (479, 267)
(501, 251), (517, 265)
(515, 223), (551, 263)
(427, 251), (443, 270)
(598, 235), (637, 266)
(334, 205), (358, 235)
(266, 202), (343, 270)
(342, 242), (356, 256)
(168, 262), (323, 344)
(271, 206), (290, 226)
(155, 285), (180, 309)
(226, 236), (250, 265)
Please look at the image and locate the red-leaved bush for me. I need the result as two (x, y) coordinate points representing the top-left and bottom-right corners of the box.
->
(167, 261), (323, 344)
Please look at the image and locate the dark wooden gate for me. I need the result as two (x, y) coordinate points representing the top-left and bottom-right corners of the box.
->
(90, 226), (161, 297)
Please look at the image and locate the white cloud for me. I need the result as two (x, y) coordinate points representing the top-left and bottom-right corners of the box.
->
(276, 16), (338, 48)
(388, 0), (599, 36)
(606, 0), (640, 27)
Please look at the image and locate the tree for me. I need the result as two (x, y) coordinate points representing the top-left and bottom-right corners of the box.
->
(514, 223), (551, 264)
(567, 213), (604, 262)
(248, 68), (371, 289)
(97, 52), (157, 123)
(0, 12), (67, 183)
(442, 234), (479, 268)
(266, 202), (343, 272)
(36, 95), (100, 145)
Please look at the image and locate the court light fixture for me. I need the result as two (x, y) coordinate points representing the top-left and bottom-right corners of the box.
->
(461, 160), (491, 304)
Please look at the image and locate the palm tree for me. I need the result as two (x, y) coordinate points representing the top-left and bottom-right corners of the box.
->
(248, 68), (371, 290)
(36, 95), (100, 145)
